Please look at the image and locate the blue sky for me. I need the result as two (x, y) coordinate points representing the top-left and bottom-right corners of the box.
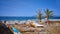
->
(0, 0), (60, 16)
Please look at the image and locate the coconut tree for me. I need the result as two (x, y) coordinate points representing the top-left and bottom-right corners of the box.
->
(37, 10), (42, 22)
(45, 9), (53, 25)
(45, 9), (53, 20)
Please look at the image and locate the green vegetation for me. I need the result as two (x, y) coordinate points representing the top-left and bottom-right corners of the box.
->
(37, 10), (42, 22)
(37, 9), (53, 22)
(45, 9), (53, 20)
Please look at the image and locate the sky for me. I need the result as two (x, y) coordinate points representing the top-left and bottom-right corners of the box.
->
(0, 0), (60, 16)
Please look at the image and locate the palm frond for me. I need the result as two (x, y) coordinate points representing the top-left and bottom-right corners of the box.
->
(37, 10), (42, 20)
(45, 9), (53, 19)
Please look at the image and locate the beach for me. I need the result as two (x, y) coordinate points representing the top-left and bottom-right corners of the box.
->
(0, 0), (60, 34)
(0, 19), (60, 34)
(14, 20), (60, 34)
(0, 16), (60, 34)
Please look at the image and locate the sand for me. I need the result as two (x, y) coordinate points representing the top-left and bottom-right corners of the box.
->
(14, 21), (60, 34)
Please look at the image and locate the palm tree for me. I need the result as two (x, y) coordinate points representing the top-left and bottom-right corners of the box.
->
(37, 10), (42, 22)
(45, 9), (53, 20)
(44, 9), (53, 25)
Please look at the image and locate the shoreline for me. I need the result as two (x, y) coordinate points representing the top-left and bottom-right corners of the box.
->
(1, 19), (60, 23)
(1, 19), (60, 22)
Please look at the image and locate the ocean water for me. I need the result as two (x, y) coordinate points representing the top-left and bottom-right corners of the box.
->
(0, 16), (60, 21)
(0, 16), (36, 21)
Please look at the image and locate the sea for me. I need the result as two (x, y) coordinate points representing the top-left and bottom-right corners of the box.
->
(0, 16), (60, 21)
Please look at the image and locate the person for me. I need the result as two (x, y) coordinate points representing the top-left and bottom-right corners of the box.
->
(3, 21), (9, 29)
(0, 21), (13, 34)
(44, 16), (48, 25)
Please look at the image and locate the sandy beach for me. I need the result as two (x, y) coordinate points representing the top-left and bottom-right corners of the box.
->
(0, 19), (60, 34)
(0, 0), (60, 34)
(14, 20), (60, 34)
(6, 20), (60, 34)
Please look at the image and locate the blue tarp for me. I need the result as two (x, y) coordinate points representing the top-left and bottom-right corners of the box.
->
(12, 27), (19, 32)
(12, 26), (22, 34)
